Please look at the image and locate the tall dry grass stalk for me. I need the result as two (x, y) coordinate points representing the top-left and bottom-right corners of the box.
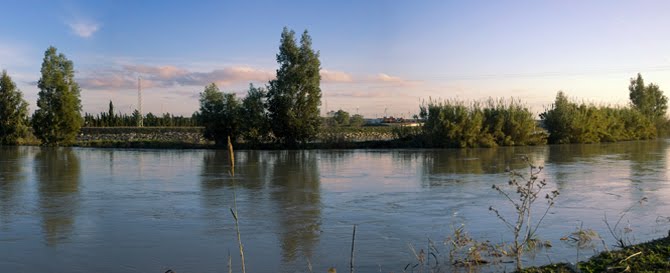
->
(350, 225), (357, 273)
(228, 136), (235, 176)
(228, 136), (246, 273)
(228, 251), (232, 273)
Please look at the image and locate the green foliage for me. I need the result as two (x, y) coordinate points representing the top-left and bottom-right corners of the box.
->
(482, 98), (539, 146)
(391, 125), (422, 141)
(332, 109), (350, 126)
(523, 235), (670, 273)
(197, 83), (241, 145)
(629, 73), (668, 122)
(540, 91), (656, 144)
(0, 70), (29, 145)
(107, 100), (116, 125)
(420, 100), (484, 148)
(131, 109), (142, 127)
(629, 73), (669, 136)
(349, 114), (365, 127)
(267, 27), (322, 147)
(577, 235), (670, 273)
(83, 107), (197, 127)
(240, 84), (270, 145)
(32, 46), (83, 146)
(420, 98), (543, 148)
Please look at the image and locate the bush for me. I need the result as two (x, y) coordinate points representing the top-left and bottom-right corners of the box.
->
(540, 92), (656, 144)
(419, 98), (544, 148)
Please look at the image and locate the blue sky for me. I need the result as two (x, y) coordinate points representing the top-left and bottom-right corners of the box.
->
(2, 1), (670, 117)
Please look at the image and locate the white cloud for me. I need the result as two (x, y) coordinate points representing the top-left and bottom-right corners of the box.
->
(76, 62), (428, 116)
(320, 69), (353, 83)
(177, 66), (274, 87)
(361, 73), (419, 87)
(78, 64), (274, 90)
(374, 73), (405, 83)
(68, 21), (100, 38)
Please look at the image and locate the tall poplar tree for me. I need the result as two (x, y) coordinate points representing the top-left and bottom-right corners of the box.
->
(32, 46), (83, 145)
(629, 73), (668, 121)
(267, 27), (322, 147)
(0, 70), (29, 144)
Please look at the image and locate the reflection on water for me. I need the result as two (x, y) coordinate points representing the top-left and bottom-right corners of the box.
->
(0, 147), (26, 225)
(0, 142), (668, 272)
(34, 147), (80, 245)
(547, 141), (669, 192)
(200, 150), (322, 265)
(269, 151), (321, 263)
(416, 146), (548, 188)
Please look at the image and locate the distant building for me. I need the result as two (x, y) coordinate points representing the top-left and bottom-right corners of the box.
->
(364, 118), (382, 125)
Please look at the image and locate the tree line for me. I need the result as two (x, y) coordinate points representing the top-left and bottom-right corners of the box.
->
(0, 47), (82, 145)
(196, 27), (322, 147)
(418, 98), (546, 148)
(0, 27), (323, 146)
(83, 101), (198, 127)
(540, 74), (668, 144)
(0, 27), (668, 147)
(416, 73), (668, 148)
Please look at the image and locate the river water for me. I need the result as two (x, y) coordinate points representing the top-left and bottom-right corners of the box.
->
(1, 141), (669, 272)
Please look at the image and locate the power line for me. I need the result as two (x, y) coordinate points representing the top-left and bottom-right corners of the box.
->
(419, 65), (670, 81)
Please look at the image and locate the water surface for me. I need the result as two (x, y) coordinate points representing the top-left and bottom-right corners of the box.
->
(1, 141), (669, 272)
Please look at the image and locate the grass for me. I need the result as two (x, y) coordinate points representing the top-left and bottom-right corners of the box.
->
(521, 233), (670, 273)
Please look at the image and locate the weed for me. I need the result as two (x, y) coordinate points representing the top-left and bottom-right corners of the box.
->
(604, 197), (647, 248)
(489, 156), (559, 272)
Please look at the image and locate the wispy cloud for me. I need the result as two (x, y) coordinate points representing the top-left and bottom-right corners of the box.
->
(78, 64), (273, 90)
(175, 66), (274, 87)
(68, 21), (100, 38)
(371, 73), (414, 86)
(320, 69), (353, 83)
(328, 90), (392, 98)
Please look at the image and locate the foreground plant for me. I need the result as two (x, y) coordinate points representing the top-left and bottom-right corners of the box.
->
(489, 156), (559, 272)
(604, 197), (648, 248)
(522, 233), (670, 273)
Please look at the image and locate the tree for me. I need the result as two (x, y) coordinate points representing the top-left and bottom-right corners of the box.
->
(107, 100), (116, 126)
(267, 27), (322, 147)
(240, 84), (269, 144)
(0, 70), (29, 144)
(198, 83), (241, 145)
(350, 114), (365, 127)
(131, 110), (142, 126)
(32, 46), (83, 145)
(332, 109), (350, 126)
(629, 73), (668, 121)
(540, 91), (577, 144)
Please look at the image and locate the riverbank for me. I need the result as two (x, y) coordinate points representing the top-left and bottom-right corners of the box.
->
(16, 126), (664, 150)
(75, 126), (405, 149)
(521, 232), (670, 273)
(74, 138), (418, 150)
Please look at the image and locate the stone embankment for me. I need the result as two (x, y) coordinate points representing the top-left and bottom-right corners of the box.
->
(78, 126), (398, 146)
(78, 127), (208, 144)
(318, 130), (395, 142)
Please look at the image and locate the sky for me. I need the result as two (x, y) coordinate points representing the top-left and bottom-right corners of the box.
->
(1, 1), (670, 118)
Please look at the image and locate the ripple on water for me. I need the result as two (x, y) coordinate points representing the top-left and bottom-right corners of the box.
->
(1, 145), (670, 272)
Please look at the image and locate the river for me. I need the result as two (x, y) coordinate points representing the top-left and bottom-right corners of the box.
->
(1, 141), (669, 272)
